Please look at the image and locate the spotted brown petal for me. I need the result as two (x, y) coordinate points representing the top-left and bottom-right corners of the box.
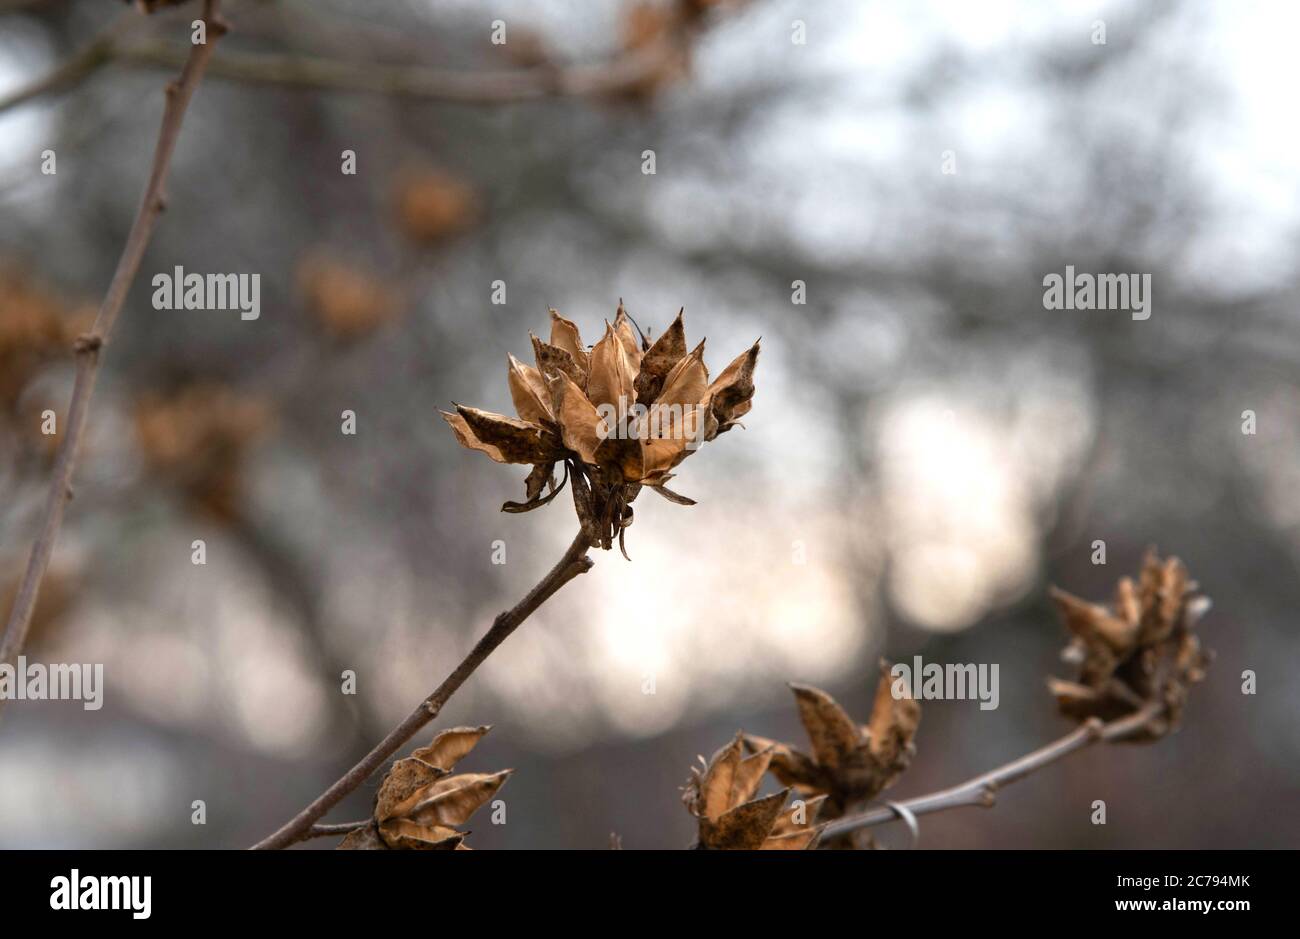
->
(548, 308), (590, 376)
(405, 770), (511, 827)
(633, 308), (687, 403)
(455, 405), (561, 465)
(700, 788), (789, 850)
(790, 683), (864, 770)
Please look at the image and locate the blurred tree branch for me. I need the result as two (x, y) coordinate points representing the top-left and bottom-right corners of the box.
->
(0, 0), (227, 692)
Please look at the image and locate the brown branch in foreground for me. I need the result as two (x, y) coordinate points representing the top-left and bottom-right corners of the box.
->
(0, 2), (226, 678)
(819, 702), (1165, 842)
(252, 528), (594, 850)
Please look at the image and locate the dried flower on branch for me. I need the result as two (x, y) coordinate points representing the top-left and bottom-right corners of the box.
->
(1047, 550), (1212, 741)
(682, 733), (821, 850)
(339, 726), (509, 850)
(743, 662), (921, 821)
(440, 305), (759, 556)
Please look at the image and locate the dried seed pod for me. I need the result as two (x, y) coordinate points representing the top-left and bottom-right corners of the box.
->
(440, 304), (759, 555)
(1047, 550), (1212, 741)
(339, 725), (508, 851)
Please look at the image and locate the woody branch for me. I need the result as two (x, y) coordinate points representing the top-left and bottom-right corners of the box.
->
(0, 0), (227, 688)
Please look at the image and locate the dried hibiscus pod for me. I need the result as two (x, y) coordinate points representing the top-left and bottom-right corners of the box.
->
(743, 662), (921, 828)
(440, 304), (759, 557)
(681, 733), (821, 850)
(340, 725), (509, 850)
(1047, 549), (1212, 741)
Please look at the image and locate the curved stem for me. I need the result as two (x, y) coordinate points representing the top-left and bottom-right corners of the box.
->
(820, 702), (1165, 842)
(252, 528), (594, 849)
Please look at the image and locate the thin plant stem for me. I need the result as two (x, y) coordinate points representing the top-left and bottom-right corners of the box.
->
(252, 528), (594, 850)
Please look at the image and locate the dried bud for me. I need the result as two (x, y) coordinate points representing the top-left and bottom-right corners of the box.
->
(440, 304), (759, 557)
(340, 725), (509, 851)
(1047, 550), (1212, 741)
(742, 662), (921, 821)
(681, 733), (821, 850)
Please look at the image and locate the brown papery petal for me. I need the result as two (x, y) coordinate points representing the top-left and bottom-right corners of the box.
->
(406, 770), (511, 827)
(866, 660), (920, 768)
(548, 372), (605, 465)
(634, 308), (687, 403)
(441, 409), (505, 463)
(699, 734), (745, 821)
(587, 321), (636, 413)
(455, 405), (559, 465)
(412, 725), (492, 772)
(376, 758), (450, 822)
(731, 747), (773, 807)
(613, 302), (645, 367)
(531, 333), (587, 388)
(701, 789), (788, 850)
(790, 683), (864, 769)
(507, 353), (553, 424)
(549, 308), (589, 375)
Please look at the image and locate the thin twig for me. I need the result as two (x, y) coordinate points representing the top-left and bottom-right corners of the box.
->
(252, 529), (594, 850)
(820, 702), (1166, 841)
(112, 35), (678, 104)
(0, 1), (226, 683)
(303, 820), (370, 841)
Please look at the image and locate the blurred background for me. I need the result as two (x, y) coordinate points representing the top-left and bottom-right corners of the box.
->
(1, 0), (1297, 849)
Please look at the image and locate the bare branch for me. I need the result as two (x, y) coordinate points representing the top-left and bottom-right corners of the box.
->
(112, 34), (680, 104)
(819, 702), (1166, 842)
(0, 0), (227, 685)
(252, 528), (594, 850)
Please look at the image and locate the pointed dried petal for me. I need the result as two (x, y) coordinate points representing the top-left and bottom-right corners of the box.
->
(700, 788), (788, 850)
(706, 339), (759, 438)
(1049, 586), (1138, 653)
(587, 321), (637, 413)
(732, 747), (773, 806)
(633, 308), (687, 403)
(548, 372), (604, 465)
(790, 683), (864, 769)
(699, 734), (745, 820)
(612, 302), (645, 367)
(441, 409), (506, 463)
(742, 733), (822, 791)
(531, 333), (587, 388)
(507, 353), (553, 424)
(406, 770), (511, 827)
(646, 481), (696, 505)
(866, 660), (921, 768)
(548, 308), (589, 375)
(412, 725), (491, 771)
(454, 405), (560, 465)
